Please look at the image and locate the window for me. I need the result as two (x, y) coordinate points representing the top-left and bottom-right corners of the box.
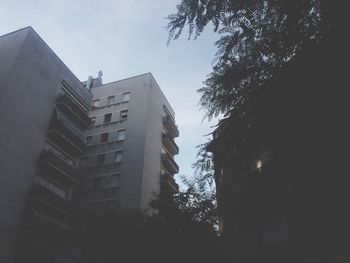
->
(114, 151), (122, 163)
(100, 133), (109, 143)
(110, 174), (120, 187)
(86, 136), (92, 144)
(117, 129), (126, 141)
(107, 95), (115, 105)
(92, 99), (100, 107)
(256, 160), (262, 169)
(94, 177), (102, 188)
(90, 117), (96, 126)
(104, 113), (112, 123)
(122, 92), (130, 102)
(97, 154), (105, 165)
(120, 110), (128, 120)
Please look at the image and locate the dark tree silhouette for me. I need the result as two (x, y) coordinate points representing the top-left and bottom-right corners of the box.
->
(167, 1), (349, 262)
(76, 175), (218, 263)
(167, 0), (337, 120)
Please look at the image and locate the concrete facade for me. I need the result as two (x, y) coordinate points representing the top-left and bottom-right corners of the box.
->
(78, 73), (179, 213)
(1, 27), (179, 262)
(0, 27), (91, 262)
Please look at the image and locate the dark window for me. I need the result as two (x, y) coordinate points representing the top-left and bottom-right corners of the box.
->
(86, 136), (92, 144)
(120, 110), (128, 120)
(92, 99), (100, 107)
(104, 113), (112, 123)
(97, 154), (105, 165)
(94, 177), (102, 188)
(90, 117), (96, 126)
(100, 133), (109, 143)
(107, 96), (115, 105)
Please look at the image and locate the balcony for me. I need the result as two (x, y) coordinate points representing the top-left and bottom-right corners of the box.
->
(29, 183), (73, 216)
(161, 171), (179, 194)
(56, 94), (91, 128)
(29, 209), (70, 230)
(163, 115), (179, 138)
(47, 112), (86, 157)
(38, 149), (79, 183)
(162, 132), (179, 155)
(76, 187), (119, 204)
(161, 152), (179, 175)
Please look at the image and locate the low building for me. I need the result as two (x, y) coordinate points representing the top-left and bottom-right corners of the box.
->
(209, 38), (350, 262)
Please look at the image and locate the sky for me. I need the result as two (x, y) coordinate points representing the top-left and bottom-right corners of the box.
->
(0, 0), (220, 184)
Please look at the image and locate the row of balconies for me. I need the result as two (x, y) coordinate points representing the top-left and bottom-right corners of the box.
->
(162, 132), (179, 155)
(161, 150), (179, 194)
(161, 151), (179, 175)
(38, 149), (79, 184)
(161, 114), (179, 194)
(29, 183), (73, 215)
(26, 92), (90, 232)
(27, 183), (72, 230)
(163, 115), (179, 138)
(47, 111), (86, 157)
(161, 168), (179, 194)
(56, 94), (91, 128)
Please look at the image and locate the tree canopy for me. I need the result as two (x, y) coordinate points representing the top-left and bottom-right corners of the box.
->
(77, 176), (218, 263)
(167, 0), (330, 119)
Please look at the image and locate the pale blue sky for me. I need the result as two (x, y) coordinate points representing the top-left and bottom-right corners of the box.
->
(0, 0), (219, 184)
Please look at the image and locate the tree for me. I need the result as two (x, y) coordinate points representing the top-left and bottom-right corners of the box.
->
(76, 174), (218, 263)
(167, 0), (331, 120)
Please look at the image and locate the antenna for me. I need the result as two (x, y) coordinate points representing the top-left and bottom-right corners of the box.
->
(98, 70), (103, 82)
(86, 76), (93, 90)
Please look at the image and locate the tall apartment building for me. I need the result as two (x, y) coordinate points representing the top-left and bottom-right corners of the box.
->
(0, 27), (92, 262)
(0, 27), (179, 262)
(77, 73), (179, 214)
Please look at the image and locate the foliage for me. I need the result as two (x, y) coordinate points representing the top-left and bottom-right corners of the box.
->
(191, 142), (215, 190)
(78, 174), (218, 263)
(167, 0), (329, 119)
(153, 173), (218, 229)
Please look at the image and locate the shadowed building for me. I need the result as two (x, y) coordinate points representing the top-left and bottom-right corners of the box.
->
(0, 27), (92, 262)
(209, 35), (349, 263)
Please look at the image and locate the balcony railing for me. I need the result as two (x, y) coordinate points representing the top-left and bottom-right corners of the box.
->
(76, 187), (119, 203)
(56, 94), (91, 128)
(162, 132), (179, 155)
(162, 115), (179, 138)
(80, 163), (120, 177)
(161, 172), (179, 194)
(29, 209), (70, 230)
(161, 152), (179, 175)
(47, 112), (86, 156)
(38, 150), (79, 183)
(29, 183), (73, 216)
